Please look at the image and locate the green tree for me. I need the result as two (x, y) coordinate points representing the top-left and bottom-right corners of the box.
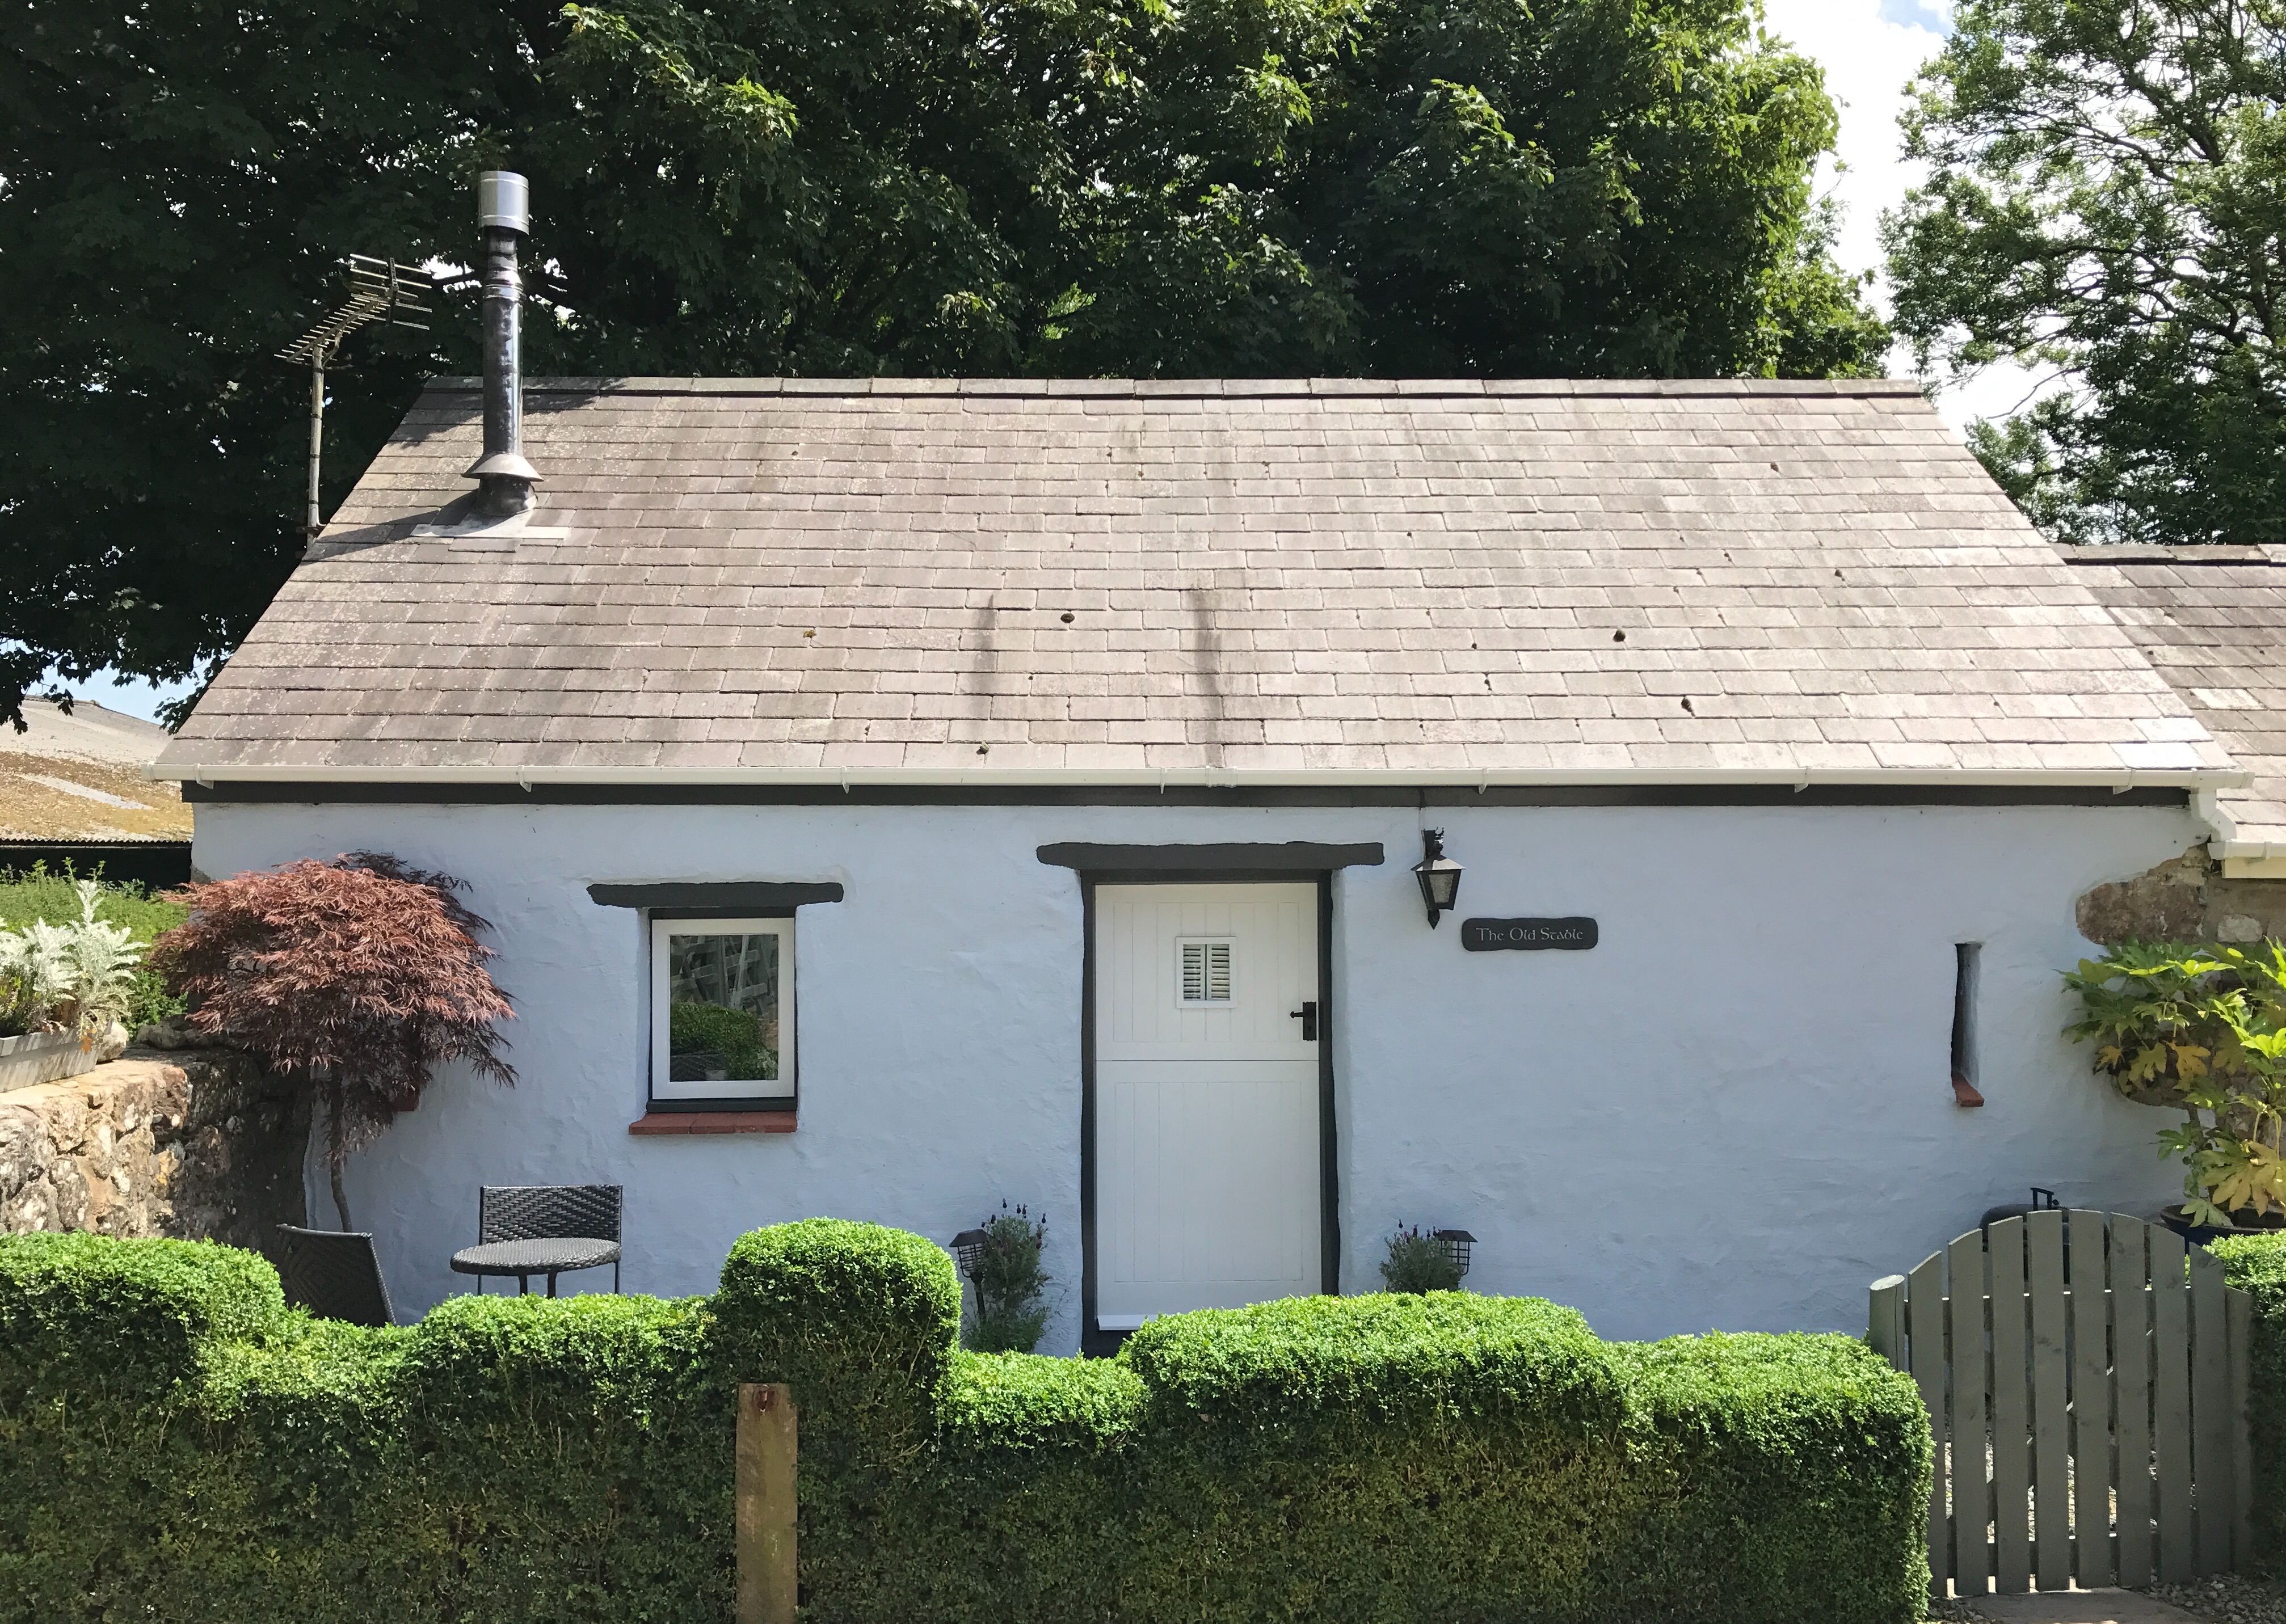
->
(1290, 0), (1891, 379)
(0, 0), (547, 729)
(1884, 0), (2286, 547)
(3, 0), (1884, 729)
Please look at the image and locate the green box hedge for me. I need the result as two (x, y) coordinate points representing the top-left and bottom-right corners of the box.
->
(2213, 1230), (2286, 1559)
(0, 1221), (1930, 1623)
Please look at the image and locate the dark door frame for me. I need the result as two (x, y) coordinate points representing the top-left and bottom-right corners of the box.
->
(1075, 867), (1342, 1357)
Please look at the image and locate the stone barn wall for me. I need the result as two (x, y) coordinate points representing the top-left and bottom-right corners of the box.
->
(2078, 845), (2286, 946)
(0, 1047), (308, 1251)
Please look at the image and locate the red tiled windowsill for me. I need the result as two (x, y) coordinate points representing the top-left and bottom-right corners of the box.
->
(628, 1111), (796, 1136)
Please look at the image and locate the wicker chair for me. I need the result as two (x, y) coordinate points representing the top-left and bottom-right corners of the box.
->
(474, 1184), (624, 1293)
(275, 1225), (397, 1327)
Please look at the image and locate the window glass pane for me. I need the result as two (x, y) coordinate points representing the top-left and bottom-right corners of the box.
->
(666, 931), (780, 1083)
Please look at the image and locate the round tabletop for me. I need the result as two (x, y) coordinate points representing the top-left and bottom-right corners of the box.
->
(450, 1238), (621, 1276)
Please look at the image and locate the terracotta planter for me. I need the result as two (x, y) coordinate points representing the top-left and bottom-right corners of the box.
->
(0, 1030), (98, 1094)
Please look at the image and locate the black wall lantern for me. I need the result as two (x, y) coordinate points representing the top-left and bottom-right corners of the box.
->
(1413, 829), (1463, 927)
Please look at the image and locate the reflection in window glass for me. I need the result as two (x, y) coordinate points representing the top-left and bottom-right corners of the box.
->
(667, 933), (780, 1082)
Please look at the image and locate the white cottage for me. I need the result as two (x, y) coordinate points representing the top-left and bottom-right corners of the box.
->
(156, 369), (2245, 1353)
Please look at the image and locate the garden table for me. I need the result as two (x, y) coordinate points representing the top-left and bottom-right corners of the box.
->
(449, 1237), (621, 1297)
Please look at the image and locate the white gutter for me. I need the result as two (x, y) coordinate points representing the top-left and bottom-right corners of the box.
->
(2196, 790), (2241, 854)
(150, 762), (2249, 792)
(2194, 790), (2286, 876)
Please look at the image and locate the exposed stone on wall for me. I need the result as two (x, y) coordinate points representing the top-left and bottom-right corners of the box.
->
(0, 1047), (308, 1250)
(2077, 845), (2286, 946)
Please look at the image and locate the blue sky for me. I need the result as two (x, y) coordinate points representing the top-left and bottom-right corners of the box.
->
(1762, 0), (1951, 290)
(1761, 0), (2036, 429)
(1877, 0), (1952, 28)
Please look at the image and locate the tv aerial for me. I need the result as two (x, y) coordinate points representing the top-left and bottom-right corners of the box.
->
(276, 255), (432, 536)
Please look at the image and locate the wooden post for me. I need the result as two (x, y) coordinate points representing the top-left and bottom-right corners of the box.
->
(2190, 1251), (2233, 1575)
(1950, 1229), (1992, 1596)
(2152, 1225), (2193, 1583)
(1991, 1216), (2032, 1594)
(2112, 1214), (2154, 1588)
(736, 1382), (797, 1624)
(1909, 1248), (1952, 1596)
(2026, 1209), (2071, 1589)
(2229, 1286), (2254, 1571)
(2068, 1211), (2115, 1587)
(1868, 1274), (1908, 1370)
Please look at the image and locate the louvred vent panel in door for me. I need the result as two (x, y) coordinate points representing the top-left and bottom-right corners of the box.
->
(1180, 940), (1232, 1005)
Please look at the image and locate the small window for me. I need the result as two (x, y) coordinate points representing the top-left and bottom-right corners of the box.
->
(1951, 943), (1982, 1106)
(1179, 939), (1233, 1005)
(651, 917), (794, 1106)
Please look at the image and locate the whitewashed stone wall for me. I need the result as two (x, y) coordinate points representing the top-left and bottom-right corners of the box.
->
(190, 796), (2206, 1349)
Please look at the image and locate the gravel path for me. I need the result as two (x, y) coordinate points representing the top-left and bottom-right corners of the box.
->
(2145, 1575), (2286, 1624)
(1926, 1578), (2286, 1624)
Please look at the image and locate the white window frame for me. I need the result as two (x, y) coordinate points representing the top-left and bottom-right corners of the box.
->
(650, 916), (795, 1104)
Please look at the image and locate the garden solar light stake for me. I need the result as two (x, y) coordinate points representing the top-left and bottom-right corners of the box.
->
(275, 255), (431, 537)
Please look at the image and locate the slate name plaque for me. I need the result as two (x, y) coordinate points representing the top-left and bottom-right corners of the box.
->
(1462, 917), (1598, 952)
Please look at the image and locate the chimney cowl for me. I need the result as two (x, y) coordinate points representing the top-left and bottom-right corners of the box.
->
(477, 170), (530, 234)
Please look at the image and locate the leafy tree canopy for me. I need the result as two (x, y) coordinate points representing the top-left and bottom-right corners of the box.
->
(3, 0), (1886, 727)
(1884, 0), (2286, 546)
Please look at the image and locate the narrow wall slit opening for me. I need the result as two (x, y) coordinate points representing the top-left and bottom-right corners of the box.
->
(1952, 943), (1984, 1107)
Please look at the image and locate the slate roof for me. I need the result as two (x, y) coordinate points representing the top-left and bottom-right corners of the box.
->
(2068, 547), (2286, 853)
(157, 377), (2238, 787)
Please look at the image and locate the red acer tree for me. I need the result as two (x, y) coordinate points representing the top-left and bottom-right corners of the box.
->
(150, 853), (515, 1229)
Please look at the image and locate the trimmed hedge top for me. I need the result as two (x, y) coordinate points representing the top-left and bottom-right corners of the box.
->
(1122, 1290), (1620, 1436)
(717, 1219), (961, 1371)
(0, 1230), (284, 1394)
(1611, 1328), (1927, 1433)
(716, 1218), (959, 1445)
(936, 1351), (1146, 1456)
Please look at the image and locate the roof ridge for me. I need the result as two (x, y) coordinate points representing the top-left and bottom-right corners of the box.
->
(2058, 543), (2276, 566)
(422, 374), (1927, 401)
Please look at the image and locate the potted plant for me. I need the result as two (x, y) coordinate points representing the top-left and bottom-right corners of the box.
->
(149, 853), (515, 1229)
(950, 1202), (1051, 1353)
(0, 879), (144, 1091)
(1379, 1223), (1470, 1293)
(2065, 942), (2286, 1237)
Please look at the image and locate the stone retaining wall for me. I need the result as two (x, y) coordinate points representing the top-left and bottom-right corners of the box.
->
(0, 1047), (308, 1250)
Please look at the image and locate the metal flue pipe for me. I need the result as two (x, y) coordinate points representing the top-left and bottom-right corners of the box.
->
(466, 170), (538, 516)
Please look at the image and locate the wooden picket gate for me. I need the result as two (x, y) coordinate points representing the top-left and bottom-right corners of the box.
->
(1868, 1209), (2253, 1597)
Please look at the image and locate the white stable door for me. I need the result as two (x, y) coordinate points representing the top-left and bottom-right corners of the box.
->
(1094, 883), (1321, 1330)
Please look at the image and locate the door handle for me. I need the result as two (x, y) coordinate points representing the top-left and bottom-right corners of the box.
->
(1289, 1001), (1318, 1042)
